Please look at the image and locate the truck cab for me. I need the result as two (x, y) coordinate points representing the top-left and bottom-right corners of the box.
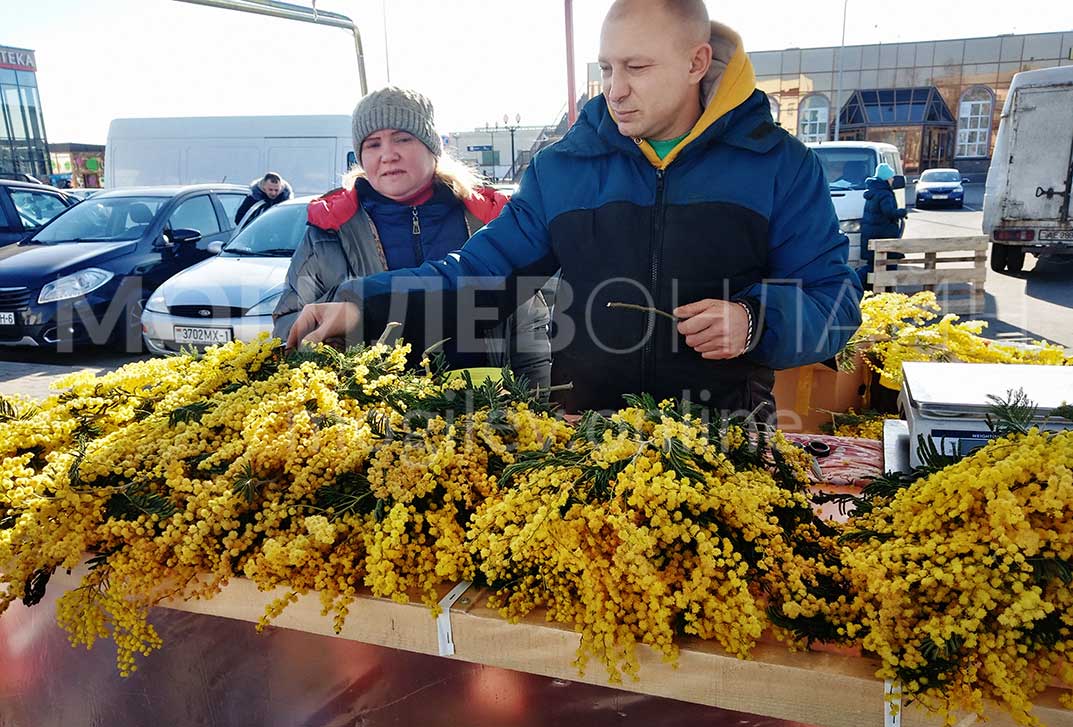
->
(808, 141), (906, 268)
(983, 66), (1073, 275)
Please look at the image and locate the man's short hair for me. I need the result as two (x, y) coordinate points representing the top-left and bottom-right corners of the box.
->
(262, 172), (282, 184)
(607, 0), (710, 45)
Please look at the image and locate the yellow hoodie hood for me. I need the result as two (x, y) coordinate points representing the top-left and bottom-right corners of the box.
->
(637, 22), (757, 169)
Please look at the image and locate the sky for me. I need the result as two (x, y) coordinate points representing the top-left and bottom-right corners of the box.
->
(3, 0), (1073, 145)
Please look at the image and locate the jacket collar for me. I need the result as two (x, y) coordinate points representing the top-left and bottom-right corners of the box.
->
(307, 183), (507, 231)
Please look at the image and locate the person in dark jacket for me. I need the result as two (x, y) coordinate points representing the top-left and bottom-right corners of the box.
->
(286, 0), (863, 420)
(858, 162), (908, 289)
(272, 87), (552, 391)
(234, 172), (293, 227)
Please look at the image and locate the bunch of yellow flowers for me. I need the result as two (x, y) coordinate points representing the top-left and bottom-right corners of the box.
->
(840, 426), (1073, 726)
(467, 397), (858, 682)
(4, 336), (1073, 727)
(844, 292), (1069, 390)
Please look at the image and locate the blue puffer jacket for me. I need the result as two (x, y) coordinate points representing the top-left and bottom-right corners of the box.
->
(333, 24), (862, 414)
(860, 177), (904, 242)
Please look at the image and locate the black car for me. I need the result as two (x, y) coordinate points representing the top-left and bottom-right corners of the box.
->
(0, 184), (248, 351)
(0, 179), (75, 246)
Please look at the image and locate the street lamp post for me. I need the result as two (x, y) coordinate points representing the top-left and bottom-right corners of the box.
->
(503, 113), (521, 182)
(834, 0), (848, 141)
(485, 122), (499, 181)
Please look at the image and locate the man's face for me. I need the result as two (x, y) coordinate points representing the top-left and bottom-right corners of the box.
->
(599, 6), (707, 140)
(262, 180), (282, 199)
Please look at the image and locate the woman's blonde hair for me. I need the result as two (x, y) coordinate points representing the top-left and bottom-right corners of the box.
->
(342, 149), (487, 200)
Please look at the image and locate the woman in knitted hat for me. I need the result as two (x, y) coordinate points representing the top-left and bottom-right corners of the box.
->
(273, 87), (552, 391)
(858, 162), (907, 289)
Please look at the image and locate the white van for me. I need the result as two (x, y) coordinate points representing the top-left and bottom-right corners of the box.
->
(808, 141), (906, 267)
(983, 66), (1073, 275)
(105, 115), (355, 196)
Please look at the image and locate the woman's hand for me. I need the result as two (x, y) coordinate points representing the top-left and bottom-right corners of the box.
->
(286, 302), (362, 350)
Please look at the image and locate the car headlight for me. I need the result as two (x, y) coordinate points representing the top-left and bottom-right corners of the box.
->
(839, 219), (861, 234)
(953, 186), (964, 193)
(38, 268), (114, 304)
(146, 288), (168, 313)
(245, 292), (283, 317)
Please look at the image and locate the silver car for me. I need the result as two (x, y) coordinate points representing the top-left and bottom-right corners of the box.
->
(141, 196), (311, 354)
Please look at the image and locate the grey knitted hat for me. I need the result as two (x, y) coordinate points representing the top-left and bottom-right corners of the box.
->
(352, 87), (443, 159)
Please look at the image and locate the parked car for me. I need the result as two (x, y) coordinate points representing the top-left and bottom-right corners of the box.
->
(0, 179), (75, 246)
(0, 172), (46, 184)
(64, 188), (103, 203)
(142, 196), (311, 354)
(913, 168), (969, 209)
(808, 141), (906, 268)
(984, 65), (1073, 275)
(0, 184), (247, 350)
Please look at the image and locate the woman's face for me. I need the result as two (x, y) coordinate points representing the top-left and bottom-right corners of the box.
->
(360, 129), (437, 201)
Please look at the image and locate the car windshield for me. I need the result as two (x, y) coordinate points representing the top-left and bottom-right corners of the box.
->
(30, 195), (166, 243)
(813, 148), (879, 191)
(223, 203), (305, 257)
(920, 170), (961, 183)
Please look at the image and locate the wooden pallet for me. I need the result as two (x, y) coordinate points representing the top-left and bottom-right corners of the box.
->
(868, 236), (988, 315)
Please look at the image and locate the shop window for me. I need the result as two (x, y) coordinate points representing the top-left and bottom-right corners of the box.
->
(955, 86), (993, 158)
(767, 95), (781, 124)
(798, 95), (830, 143)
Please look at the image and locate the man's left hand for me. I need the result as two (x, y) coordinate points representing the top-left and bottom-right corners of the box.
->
(674, 299), (749, 360)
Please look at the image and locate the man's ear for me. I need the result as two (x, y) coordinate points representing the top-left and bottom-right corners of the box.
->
(689, 43), (713, 83)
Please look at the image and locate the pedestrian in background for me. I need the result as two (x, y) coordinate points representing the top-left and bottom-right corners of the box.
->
(859, 162), (908, 289)
(234, 171), (293, 227)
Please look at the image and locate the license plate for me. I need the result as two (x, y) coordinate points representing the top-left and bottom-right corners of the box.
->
(931, 194), (948, 199)
(1039, 229), (1073, 241)
(0, 312), (14, 325)
(174, 326), (232, 345)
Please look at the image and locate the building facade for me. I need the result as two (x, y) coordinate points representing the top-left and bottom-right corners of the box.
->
(749, 31), (1073, 175)
(0, 45), (50, 180)
(49, 143), (106, 188)
(445, 124), (551, 183)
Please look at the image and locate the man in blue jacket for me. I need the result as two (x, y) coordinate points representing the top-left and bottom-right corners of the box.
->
(288, 0), (863, 418)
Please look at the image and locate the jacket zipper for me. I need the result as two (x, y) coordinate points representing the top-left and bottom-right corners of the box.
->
(411, 206), (424, 263)
(642, 168), (666, 396)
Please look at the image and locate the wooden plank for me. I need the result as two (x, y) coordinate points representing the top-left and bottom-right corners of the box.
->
(870, 236), (989, 253)
(41, 567), (1073, 727)
(872, 268), (986, 286)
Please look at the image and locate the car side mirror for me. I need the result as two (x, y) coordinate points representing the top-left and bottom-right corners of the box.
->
(962, 177), (971, 184)
(911, 178), (920, 184)
(891, 175), (906, 190)
(346, 150), (357, 169)
(164, 228), (202, 246)
(207, 240), (224, 255)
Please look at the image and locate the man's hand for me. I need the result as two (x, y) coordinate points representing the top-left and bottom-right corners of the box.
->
(674, 299), (750, 360)
(285, 302), (361, 351)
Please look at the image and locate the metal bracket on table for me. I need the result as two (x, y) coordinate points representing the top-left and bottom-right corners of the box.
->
(436, 580), (472, 657)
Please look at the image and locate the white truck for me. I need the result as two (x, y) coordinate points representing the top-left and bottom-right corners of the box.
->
(808, 141), (906, 268)
(983, 66), (1073, 274)
(105, 115), (355, 196)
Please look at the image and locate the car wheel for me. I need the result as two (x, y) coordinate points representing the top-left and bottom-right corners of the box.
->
(110, 294), (148, 354)
(990, 244), (1008, 273)
(954, 201), (963, 209)
(1006, 246), (1026, 274)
